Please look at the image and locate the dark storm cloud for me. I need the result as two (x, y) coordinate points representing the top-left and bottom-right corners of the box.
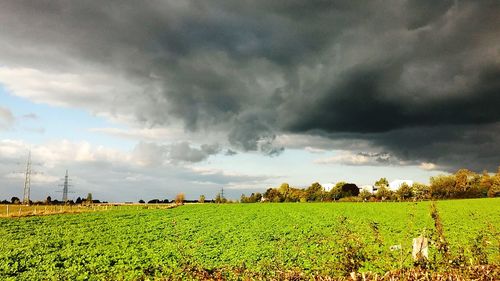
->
(0, 0), (499, 171)
(287, 62), (500, 133)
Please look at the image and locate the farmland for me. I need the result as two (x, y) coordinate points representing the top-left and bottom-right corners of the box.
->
(0, 199), (499, 280)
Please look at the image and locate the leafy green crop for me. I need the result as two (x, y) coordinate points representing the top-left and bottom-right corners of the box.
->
(0, 198), (499, 280)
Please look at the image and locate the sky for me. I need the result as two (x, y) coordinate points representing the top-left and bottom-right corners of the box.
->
(0, 0), (499, 202)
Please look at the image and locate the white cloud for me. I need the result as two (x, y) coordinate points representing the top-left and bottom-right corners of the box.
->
(0, 139), (271, 201)
(304, 146), (327, 154)
(5, 172), (58, 184)
(315, 151), (394, 166)
(315, 152), (372, 165)
(419, 162), (437, 170)
(0, 139), (129, 168)
(0, 67), (145, 117)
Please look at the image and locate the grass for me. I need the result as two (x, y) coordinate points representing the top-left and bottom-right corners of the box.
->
(0, 198), (499, 280)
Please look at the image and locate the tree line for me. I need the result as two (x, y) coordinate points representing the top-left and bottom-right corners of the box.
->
(241, 167), (500, 203)
(2, 193), (100, 205)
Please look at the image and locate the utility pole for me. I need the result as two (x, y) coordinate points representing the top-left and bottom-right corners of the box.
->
(221, 187), (224, 199)
(22, 151), (32, 205)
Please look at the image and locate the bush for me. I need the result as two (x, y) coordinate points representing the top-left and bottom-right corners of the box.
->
(175, 193), (185, 204)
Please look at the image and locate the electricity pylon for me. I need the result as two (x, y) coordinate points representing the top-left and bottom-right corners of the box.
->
(22, 151), (32, 205)
(57, 170), (74, 203)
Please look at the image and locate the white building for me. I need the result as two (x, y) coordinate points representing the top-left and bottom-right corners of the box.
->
(359, 185), (375, 193)
(389, 179), (413, 191)
(322, 183), (335, 192)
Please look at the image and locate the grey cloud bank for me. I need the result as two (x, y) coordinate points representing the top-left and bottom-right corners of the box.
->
(0, 0), (499, 172)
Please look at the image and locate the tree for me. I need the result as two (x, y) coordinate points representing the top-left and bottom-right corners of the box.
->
(199, 195), (206, 203)
(329, 182), (345, 200)
(306, 182), (324, 202)
(264, 188), (282, 202)
(11, 197), (20, 204)
(45, 196), (52, 205)
(359, 189), (372, 201)
(341, 183), (359, 197)
(215, 193), (226, 203)
(375, 178), (389, 188)
(254, 192), (263, 202)
(278, 183), (291, 201)
(412, 182), (430, 200)
(138, 199), (145, 204)
(479, 170), (493, 196)
(175, 193), (185, 204)
(430, 175), (455, 199)
(488, 167), (500, 197)
(396, 182), (413, 200)
(75, 197), (82, 204)
(375, 186), (392, 201)
(86, 193), (93, 205)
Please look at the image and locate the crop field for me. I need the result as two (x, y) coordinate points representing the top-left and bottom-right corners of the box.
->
(0, 204), (175, 218)
(0, 199), (499, 280)
(0, 204), (115, 217)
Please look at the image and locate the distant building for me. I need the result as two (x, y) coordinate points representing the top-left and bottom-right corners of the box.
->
(322, 183), (335, 192)
(389, 179), (414, 191)
(360, 185), (375, 193)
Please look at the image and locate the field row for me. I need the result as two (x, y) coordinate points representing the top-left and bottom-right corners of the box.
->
(0, 199), (499, 279)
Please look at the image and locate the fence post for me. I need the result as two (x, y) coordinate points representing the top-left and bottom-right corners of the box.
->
(18, 206), (21, 216)
(6, 205), (9, 216)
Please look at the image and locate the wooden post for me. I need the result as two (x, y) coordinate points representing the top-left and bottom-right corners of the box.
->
(18, 206), (21, 216)
(412, 236), (429, 260)
(6, 205), (9, 216)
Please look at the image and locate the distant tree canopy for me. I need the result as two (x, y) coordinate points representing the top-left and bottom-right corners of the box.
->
(175, 193), (185, 204)
(239, 167), (500, 203)
(86, 193), (93, 204)
(341, 183), (359, 197)
(215, 193), (227, 204)
(240, 192), (262, 203)
(375, 178), (389, 188)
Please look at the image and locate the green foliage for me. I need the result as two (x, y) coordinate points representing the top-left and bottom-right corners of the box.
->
(240, 193), (262, 203)
(305, 182), (323, 202)
(375, 185), (393, 201)
(396, 183), (414, 201)
(214, 193), (227, 204)
(0, 199), (498, 279)
(359, 190), (372, 201)
(413, 183), (430, 200)
(242, 167), (499, 203)
(375, 178), (389, 188)
(86, 193), (93, 205)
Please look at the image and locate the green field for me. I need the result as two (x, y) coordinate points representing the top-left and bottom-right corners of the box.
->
(1, 199), (499, 280)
